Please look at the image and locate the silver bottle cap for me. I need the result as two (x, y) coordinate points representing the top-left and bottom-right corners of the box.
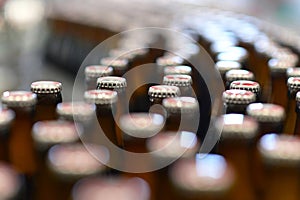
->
(84, 90), (118, 105)
(1, 91), (37, 107)
(31, 81), (62, 94)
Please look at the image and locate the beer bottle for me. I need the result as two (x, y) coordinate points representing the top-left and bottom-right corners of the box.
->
(216, 46), (249, 67)
(258, 133), (300, 200)
(215, 114), (258, 200)
(156, 55), (185, 80)
(222, 89), (256, 114)
(215, 61), (242, 85)
(46, 143), (108, 200)
(148, 85), (180, 106)
(246, 103), (285, 136)
(72, 176), (150, 200)
(84, 65), (113, 90)
(170, 154), (235, 200)
(230, 80), (261, 101)
(225, 69), (255, 89)
(163, 74), (193, 97)
(146, 131), (199, 200)
(0, 109), (15, 161)
(30, 81), (62, 121)
(100, 57), (129, 77)
(163, 65), (192, 76)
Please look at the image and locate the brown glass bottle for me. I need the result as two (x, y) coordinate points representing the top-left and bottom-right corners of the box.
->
(146, 131), (199, 200)
(163, 74), (194, 97)
(222, 89), (256, 114)
(0, 109), (15, 161)
(31, 81), (62, 121)
(215, 114), (258, 200)
(72, 176), (151, 200)
(225, 69), (255, 90)
(230, 80), (261, 102)
(46, 143), (108, 200)
(258, 134), (300, 200)
(84, 65), (113, 90)
(170, 153), (235, 200)
(156, 55), (185, 81)
(100, 57), (129, 77)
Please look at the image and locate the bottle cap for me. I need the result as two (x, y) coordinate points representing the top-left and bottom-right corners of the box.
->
(215, 114), (258, 140)
(0, 109), (15, 130)
(216, 47), (248, 63)
(162, 97), (199, 114)
(31, 81), (62, 94)
(72, 177), (150, 200)
(100, 57), (128, 70)
(268, 58), (295, 74)
(287, 77), (300, 94)
(119, 113), (164, 138)
(215, 61), (242, 75)
(287, 67), (300, 78)
(246, 103), (285, 123)
(96, 76), (127, 89)
(163, 74), (192, 87)
(259, 133), (300, 167)
(222, 89), (256, 105)
(148, 85), (180, 99)
(1, 91), (37, 107)
(156, 56), (184, 66)
(56, 102), (96, 122)
(225, 69), (255, 82)
(0, 162), (21, 199)
(230, 80), (260, 94)
(164, 65), (192, 75)
(84, 90), (118, 105)
(85, 66), (113, 79)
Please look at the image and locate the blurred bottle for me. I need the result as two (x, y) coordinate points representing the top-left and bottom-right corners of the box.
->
(84, 65), (113, 90)
(230, 80), (261, 101)
(163, 74), (194, 97)
(225, 69), (255, 89)
(30, 81), (62, 121)
(0, 109), (15, 161)
(216, 47), (249, 68)
(163, 65), (192, 76)
(215, 61), (242, 85)
(100, 57), (129, 77)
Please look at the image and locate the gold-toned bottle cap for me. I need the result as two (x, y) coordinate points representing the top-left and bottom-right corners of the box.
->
(1, 91), (37, 107)
(31, 81), (62, 94)
(259, 133), (300, 167)
(48, 143), (108, 178)
(162, 97), (199, 114)
(268, 58), (295, 73)
(287, 77), (300, 93)
(215, 114), (258, 140)
(0, 109), (15, 130)
(32, 120), (81, 149)
(147, 131), (199, 159)
(56, 102), (96, 122)
(225, 69), (255, 82)
(156, 55), (184, 67)
(72, 177), (150, 200)
(0, 162), (21, 199)
(287, 67), (300, 78)
(84, 90), (118, 105)
(246, 103), (285, 123)
(163, 74), (192, 87)
(230, 80), (260, 94)
(100, 57), (128, 70)
(215, 61), (242, 75)
(170, 154), (235, 195)
(148, 85), (180, 99)
(84, 65), (113, 79)
(120, 113), (164, 138)
(164, 65), (192, 75)
(222, 89), (256, 105)
(96, 76), (127, 89)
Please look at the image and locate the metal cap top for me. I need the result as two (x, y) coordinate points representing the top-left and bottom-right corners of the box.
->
(72, 177), (150, 200)
(230, 80), (260, 94)
(85, 66), (113, 79)
(222, 89), (256, 105)
(48, 143), (108, 177)
(96, 76), (127, 89)
(0, 162), (21, 199)
(216, 47), (248, 62)
(287, 77), (300, 93)
(147, 131), (199, 159)
(56, 102), (96, 122)
(84, 90), (118, 105)
(215, 114), (258, 140)
(0, 109), (15, 129)
(259, 133), (300, 167)
(119, 113), (164, 138)
(246, 103), (285, 123)
(268, 58), (295, 73)
(148, 85), (180, 99)
(100, 57), (128, 69)
(215, 61), (242, 75)
(225, 69), (255, 82)
(162, 97), (199, 114)
(32, 120), (81, 147)
(163, 75), (192, 87)
(164, 65), (192, 75)
(31, 81), (62, 94)
(170, 154), (235, 194)
(156, 56), (184, 67)
(287, 67), (300, 78)
(1, 91), (37, 107)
